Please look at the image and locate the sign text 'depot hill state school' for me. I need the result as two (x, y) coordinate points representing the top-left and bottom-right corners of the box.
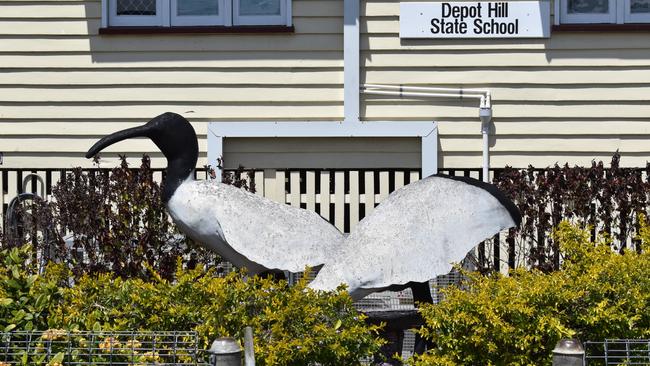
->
(400, 1), (550, 38)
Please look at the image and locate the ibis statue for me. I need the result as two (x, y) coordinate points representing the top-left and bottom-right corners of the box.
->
(85, 112), (344, 276)
(86, 112), (520, 300)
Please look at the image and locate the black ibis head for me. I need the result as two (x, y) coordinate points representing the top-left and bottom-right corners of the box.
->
(85, 112), (199, 202)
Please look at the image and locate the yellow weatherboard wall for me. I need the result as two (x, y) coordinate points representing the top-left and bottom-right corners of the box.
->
(0, 0), (343, 168)
(362, 0), (650, 168)
(0, 0), (649, 169)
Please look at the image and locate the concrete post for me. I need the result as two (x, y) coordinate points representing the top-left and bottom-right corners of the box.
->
(244, 327), (255, 366)
(552, 339), (584, 366)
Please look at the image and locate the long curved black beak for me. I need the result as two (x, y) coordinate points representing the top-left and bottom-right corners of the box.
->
(85, 125), (152, 159)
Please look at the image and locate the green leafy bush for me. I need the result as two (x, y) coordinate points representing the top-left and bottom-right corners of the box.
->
(49, 265), (383, 365)
(0, 245), (66, 333)
(409, 220), (650, 366)
(0, 245), (383, 365)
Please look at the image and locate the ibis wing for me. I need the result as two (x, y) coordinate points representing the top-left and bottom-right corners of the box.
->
(169, 181), (344, 274)
(310, 175), (520, 293)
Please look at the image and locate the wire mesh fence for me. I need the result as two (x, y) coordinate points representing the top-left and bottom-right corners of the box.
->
(584, 339), (650, 365)
(0, 331), (210, 365)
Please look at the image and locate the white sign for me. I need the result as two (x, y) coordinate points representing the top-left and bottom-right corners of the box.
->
(400, 1), (550, 38)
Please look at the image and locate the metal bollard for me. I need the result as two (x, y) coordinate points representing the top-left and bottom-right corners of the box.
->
(208, 337), (242, 366)
(552, 339), (584, 366)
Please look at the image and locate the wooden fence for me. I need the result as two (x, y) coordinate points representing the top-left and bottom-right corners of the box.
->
(0, 167), (492, 233)
(1, 167), (508, 277)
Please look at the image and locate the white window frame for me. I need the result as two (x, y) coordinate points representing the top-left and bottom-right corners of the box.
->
(233, 0), (287, 25)
(106, 0), (291, 27)
(560, 0), (617, 23)
(109, 0), (165, 26)
(170, 0), (227, 26)
(559, 0), (650, 23)
(625, 0), (650, 22)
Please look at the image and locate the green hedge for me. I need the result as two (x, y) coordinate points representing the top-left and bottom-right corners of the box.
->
(409, 219), (650, 366)
(0, 247), (384, 365)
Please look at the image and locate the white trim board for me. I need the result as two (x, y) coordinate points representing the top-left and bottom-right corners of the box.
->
(208, 121), (438, 180)
(343, 0), (360, 123)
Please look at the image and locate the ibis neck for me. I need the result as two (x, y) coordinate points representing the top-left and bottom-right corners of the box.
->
(162, 157), (195, 203)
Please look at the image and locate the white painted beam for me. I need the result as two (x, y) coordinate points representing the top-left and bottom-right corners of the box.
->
(343, 0), (360, 123)
(207, 121), (438, 177)
(421, 126), (438, 177)
(207, 127), (223, 181)
(209, 121), (435, 138)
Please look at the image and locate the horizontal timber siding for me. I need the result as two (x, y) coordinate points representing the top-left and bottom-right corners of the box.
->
(0, 0), (344, 169)
(2, 0), (650, 171)
(222, 137), (421, 169)
(361, 0), (650, 169)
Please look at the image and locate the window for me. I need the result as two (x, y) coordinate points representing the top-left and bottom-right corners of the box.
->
(106, 0), (291, 27)
(560, 0), (650, 23)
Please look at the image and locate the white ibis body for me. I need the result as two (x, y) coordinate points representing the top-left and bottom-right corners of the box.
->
(86, 112), (343, 275)
(309, 174), (521, 300)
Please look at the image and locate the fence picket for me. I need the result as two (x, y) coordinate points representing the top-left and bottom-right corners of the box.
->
(263, 169), (277, 202)
(378, 171), (389, 203)
(290, 171), (300, 207)
(7, 170), (18, 205)
(276, 170), (286, 204)
(410, 171), (420, 184)
(394, 171), (404, 191)
(49, 171), (61, 202)
(364, 171), (375, 216)
(319, 171), (331, 222)
(349, 171), (360, 231)
(334, 171), (345, 231)
(2, 171), (18, 233)
(306, 171), (316, 211)
(152, 170), (164, 186)
(254, 171), (264, 196)
(36, 170), (47, 197)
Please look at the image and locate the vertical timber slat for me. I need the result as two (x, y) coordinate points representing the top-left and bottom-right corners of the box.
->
(320, 171), (330, 222)
(263, 169), (276, 201)
(378, 171), (389, 203)
(334, 171), (345, 231)
(153, 171), (164, 186)
(254, 171), (264, 196)
(275, 170), (286, 204)
(349, 170), (360, 231)
(49, 171), (61, 202)
(410, 171), (420, 184)
(394, 171), (404, 191)
(364, 171), (375, 216)
(306, 171), (316, 211)
(7, 171), (18, 211)
(290, 171), (300, 207)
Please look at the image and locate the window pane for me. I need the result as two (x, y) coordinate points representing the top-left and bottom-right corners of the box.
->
(567, 0), (609, 13)
(117, 0), (156, 15)
(631, 0), (650, 13)
(177, 0), (219, 16)
(239, 0), (281, 16)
